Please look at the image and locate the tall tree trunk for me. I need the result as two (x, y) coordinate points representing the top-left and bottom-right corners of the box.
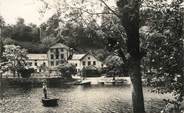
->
(129, 58), (145, 113)
(117, 0), (145, 112)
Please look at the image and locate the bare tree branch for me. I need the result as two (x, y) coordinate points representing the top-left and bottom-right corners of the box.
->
(99, 0), (120, 18)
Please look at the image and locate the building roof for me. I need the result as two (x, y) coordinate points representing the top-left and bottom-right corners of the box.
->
(27, 54), (48, 60)
(71, 54), (86, 60)
(50, 43), (69, 49)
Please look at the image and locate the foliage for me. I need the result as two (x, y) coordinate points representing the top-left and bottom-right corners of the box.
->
(37, 0), (121, 52)
(10, 18), (40, 42)
(105, 55), (126, 77)
(40, 35), (58, 48)
(2, 38), (16, 45)
(57, 62), (77, 79)
(140, 0), (184, 112)
(40, 15), (106, 51)
(1, 18), (39, 42)
(0, 40), (4, 60)
(92, 49), (110, 61)
(0, 17), (46, 53)
(2, 44), (28, 77)
(0, 16), (5, 27)
(38, 0), (145, 112)
(81, 65), (100, 77)
(17, 67), (35, 78)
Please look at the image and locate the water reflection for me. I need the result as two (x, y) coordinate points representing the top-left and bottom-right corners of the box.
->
(0, 85), (172, 113)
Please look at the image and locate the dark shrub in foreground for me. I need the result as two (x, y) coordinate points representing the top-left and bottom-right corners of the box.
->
(18, 68), (35, 78)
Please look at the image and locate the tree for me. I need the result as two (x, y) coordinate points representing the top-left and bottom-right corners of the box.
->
(0, 16), (4, 61)
(41, 35), (58, 48)
(140, 0), (184, 112)
(38, 0), (145, 112)
(105, 55), (125, 79)
(0, 16), (5, 28)
(114, 0), (146, 112)
(3, 45), (28, 77)
(41, 13), (106, 51)
(81, 65), (100, 77)
(0, 40), (4, 61)
(17, 68), (35, 78)
(1, 25), (14, 39)
(57, 62), (77, 79)
(8, 18), (40, 42)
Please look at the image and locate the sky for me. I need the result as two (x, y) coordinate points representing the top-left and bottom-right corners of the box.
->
(0, 0), (115, 26)
(0, 0), (52, 25)
(0, 0), (174, 26)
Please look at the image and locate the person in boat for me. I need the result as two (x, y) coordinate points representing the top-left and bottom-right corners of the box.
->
(42, 82), (47, 99)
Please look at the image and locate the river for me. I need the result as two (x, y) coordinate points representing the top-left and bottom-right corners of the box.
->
(0, 84), (172, 113)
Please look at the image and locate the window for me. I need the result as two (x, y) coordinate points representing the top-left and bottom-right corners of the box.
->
(51, 61), (54, 66)
(88, 57), (90, 60)
(60, 54), (64, 59)
(51, 54), (54, 59)
(56, 61), (59, 65)
(56, 48), (59, 53)
(101, 64), (104, 67)
(50, 49), (54, 53)
(29, 62), (32, 66)
(39, 69), (41, 72)
(93, 61), (96, 65)
(82, 61), (85, 66)
(43, 62), (46, 66)
(88, 61), (91, 66)
(75, 63), (77, 66)
(56, 54), (59, 59)
(35, 60), (37, 66)
(60, 48), (64, 52)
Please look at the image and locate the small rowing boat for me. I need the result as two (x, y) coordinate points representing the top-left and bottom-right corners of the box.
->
(41, 98), (59, 107)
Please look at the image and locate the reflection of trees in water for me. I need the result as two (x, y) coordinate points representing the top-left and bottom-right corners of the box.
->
(1, 84), (33, 98)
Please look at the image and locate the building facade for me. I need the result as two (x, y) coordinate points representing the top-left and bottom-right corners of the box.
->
(47, 43), (71, 69)
(27, 54), (48, 72)
(26, 43), (106, 76)
(68, 53), (105, 72)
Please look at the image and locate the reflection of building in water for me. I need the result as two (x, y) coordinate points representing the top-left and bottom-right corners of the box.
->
(68, 53), (106, 72)
(27, 54), (48, 73)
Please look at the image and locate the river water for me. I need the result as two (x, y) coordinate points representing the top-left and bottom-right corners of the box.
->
(0, 85), (172, 113)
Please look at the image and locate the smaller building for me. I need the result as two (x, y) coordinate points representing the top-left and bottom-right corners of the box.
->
(68, 53), (105, 72)
(27, 54), (48, 72)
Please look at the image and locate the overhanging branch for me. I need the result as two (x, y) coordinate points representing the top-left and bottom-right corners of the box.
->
(99, 0), (120, 18)
(117, 48), (127, 64)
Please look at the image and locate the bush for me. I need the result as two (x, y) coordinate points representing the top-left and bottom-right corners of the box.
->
(82, 66), (100, 77)
(18, 68), (35, 78)
(57, 63), (77, 79)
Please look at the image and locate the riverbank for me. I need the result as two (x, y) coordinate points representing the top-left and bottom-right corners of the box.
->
(1, 77), (77, 87)
(1, 76), (132, 87)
